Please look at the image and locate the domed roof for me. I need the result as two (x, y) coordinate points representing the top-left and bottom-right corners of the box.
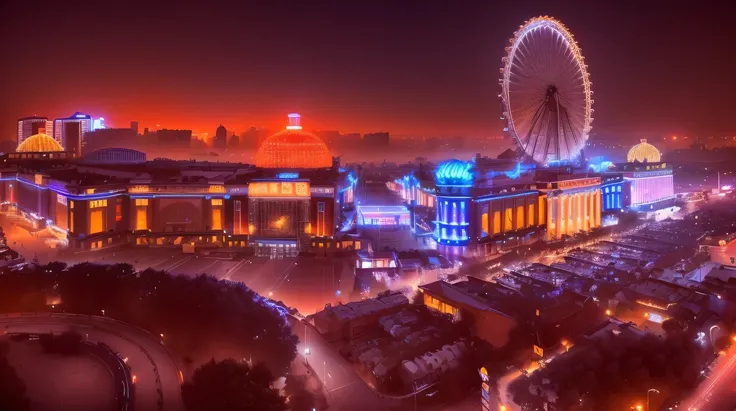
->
(435, 159), (474, 185)
(255, 114), (331, 169)
(16, 133), (64, 153)
(627, 139), (661, 163)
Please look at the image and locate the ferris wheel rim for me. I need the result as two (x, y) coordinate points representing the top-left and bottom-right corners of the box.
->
(500, 16), (593, 163)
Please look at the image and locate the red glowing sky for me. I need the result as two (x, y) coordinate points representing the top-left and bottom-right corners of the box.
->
(1, 1), (734, 142)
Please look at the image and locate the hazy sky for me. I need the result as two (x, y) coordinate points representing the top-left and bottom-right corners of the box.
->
(1, 0), (734, 141)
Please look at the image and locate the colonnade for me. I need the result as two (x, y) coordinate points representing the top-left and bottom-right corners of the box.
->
(545, 189), (601, 240)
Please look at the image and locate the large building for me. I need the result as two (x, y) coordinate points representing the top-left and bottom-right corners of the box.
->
(255, 114), (332, 169)
(536, 168), (602, 241)
(0, 114), (357, 257)
(17, 117), (54, 146)
(214, 124), (227, 150)
(602, 140), (675, 213)
(16, 133), (64, 153)
(54, 112), (92, 155)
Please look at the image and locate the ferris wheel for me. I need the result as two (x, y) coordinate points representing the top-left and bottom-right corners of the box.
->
(500, 16), (593, 164)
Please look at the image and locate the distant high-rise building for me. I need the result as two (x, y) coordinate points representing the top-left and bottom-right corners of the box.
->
(143, 127), (149, 135)
(228, 133), (239, 149)
(54, 112), (92, 155)
(92, 117), (105, 130)
(363, 132), (390, 147)
(157, 129), (192, 148)
(17, 116), (54, 146)
(130, 121), (139, 134)
(214, 124), (227, 149)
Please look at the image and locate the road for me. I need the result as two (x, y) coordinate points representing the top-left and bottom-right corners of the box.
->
(683, 342), (736, 411)
(0, 313), (184, 411)
(288, 317), (396, 411)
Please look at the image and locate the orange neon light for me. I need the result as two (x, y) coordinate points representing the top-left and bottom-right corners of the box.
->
(249, 181), (310, 198)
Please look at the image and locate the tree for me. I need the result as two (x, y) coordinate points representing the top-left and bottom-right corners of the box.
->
(0, 340), (30, 411)
(662, 318), (683, 334)
(0, 263), (298, 375)
(182, 359), (286, 411)
(284, 374), (322, 411)
(508, 332), (709, 411)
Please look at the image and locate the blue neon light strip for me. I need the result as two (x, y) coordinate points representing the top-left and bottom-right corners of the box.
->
(0, 177), (127, 201)
(474, 192), (535, 203)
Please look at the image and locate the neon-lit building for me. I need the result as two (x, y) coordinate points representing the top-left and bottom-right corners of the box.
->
(54, 112), (92, 155)
(357, 205), (411, 227)
(17, 117), (54, 146)
(600, 173), (626, 212)
(255, 114), (332, 169)
(432, 159), (544, 255)
(536, 168), (602, 240)
(16, 134), (64, 153)
(600, 140), (674, 212)
(0, 114), (358, 256)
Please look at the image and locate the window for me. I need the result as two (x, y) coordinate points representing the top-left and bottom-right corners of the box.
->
(212, 208), (222, 230)
(528, 204), (535, 227)
(135, 199), (149, 206)
(90, 210), (104, 233)
(115, 199), (122, 222)
(90, 199), (107, 208)
(136, 208), (147, 230)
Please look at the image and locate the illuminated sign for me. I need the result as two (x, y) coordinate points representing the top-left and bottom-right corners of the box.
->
(310, 187), (334, 195)
(249, 181), (310, 198)
(276, 173), (299, 179)
(75, 114), (87, 118)
(557, 177), (600, 190)
(478, 367), (489, 382)
(533, 345), (544, 357)
(208, 185), (226, 193)
(435, 159), (474, 186)
(647, 313), (664, 323)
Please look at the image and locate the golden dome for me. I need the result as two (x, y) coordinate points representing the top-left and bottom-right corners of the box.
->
(627, 139), (661, 163)
(255, 114), (331, 169)
(16, 133), (64, 153)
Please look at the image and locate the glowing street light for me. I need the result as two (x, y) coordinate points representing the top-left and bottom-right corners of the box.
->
(647, 388), (660, 411)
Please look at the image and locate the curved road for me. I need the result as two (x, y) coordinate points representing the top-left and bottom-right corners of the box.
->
(0, 313), (183, 411)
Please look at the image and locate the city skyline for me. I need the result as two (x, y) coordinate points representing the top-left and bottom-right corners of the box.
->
(2, 1), (735, 142)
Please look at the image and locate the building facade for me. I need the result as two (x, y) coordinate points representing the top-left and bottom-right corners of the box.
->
(17, 117), (54, 146)
(54, 112), (92, 155)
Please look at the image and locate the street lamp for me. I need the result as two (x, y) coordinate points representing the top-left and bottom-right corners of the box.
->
(710, 325), (721, 352)
(304, 347), (311, 366)
(647, 388), (660, 411)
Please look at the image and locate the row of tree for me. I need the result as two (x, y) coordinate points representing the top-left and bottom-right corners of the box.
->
(0, 261), (320, 410)
(0, 262), (298, 375)
(0, 340), (30, 411)
(508, 332), (710, 410)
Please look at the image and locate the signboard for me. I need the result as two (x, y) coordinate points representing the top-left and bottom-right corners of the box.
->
(533, 344), (544, 358)
(249, 181), (310, 198)
(276, 173), (299, 179)
(557, 177), (601, 190)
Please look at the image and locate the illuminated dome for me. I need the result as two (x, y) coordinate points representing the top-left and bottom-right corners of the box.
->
(16, 133), (64, 153)
(255, 114), (332, 169)
(627, 139), (661, 163)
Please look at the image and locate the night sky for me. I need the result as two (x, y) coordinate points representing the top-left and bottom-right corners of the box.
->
(1, 1), (734, 141)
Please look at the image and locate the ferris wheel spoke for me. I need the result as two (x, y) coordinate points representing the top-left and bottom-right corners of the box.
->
(520, 99), (548, 153)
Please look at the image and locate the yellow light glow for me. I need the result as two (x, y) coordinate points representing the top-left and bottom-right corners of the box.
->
(605, 309), (611, 316)
(255, 115), (331, 168)
(16, 133), (64, 152)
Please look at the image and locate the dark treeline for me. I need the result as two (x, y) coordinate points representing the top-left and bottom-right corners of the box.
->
(509, 332), (709, 410)
(0, 262), (298, 375)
